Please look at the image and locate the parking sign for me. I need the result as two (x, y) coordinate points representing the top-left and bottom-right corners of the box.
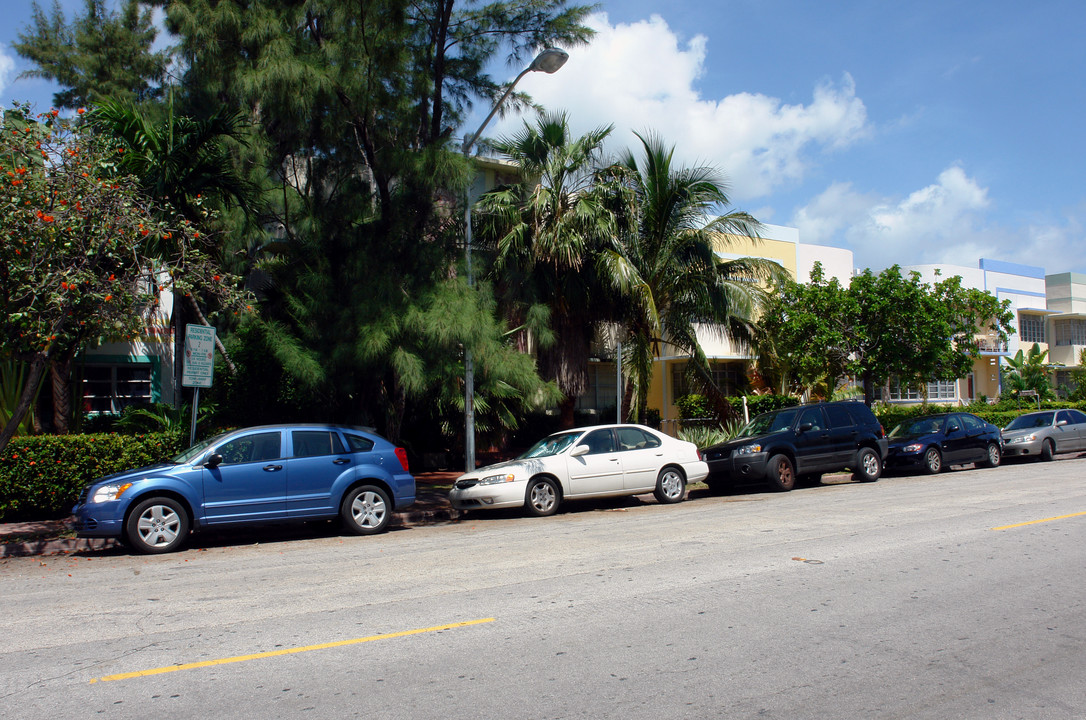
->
(182, 324), (216, 388)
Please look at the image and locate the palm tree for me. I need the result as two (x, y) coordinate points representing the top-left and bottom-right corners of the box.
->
(475, 111), (619, 427)
(88, 100), (261, 382)
(599, 132), (786, 421)
(1003, 342), (1055, 400)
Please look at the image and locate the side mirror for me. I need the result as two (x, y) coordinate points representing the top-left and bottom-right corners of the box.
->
(1057, 419), (1069, 426)
(798, 422), (813, 433)
(205, 453), (223, 469)
(570, 445), (590, 457)
(947, 424), (960, 433)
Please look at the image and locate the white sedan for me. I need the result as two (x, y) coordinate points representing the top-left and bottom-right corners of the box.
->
(448, 424), (709, 516)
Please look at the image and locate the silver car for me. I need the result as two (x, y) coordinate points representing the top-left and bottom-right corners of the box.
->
(1001, 409), (1086, 461)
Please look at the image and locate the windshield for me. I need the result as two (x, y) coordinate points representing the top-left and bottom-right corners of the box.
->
(889, 416), (946, 438)
(170, 433), (226, 464)
(1005, 413), (1054, 431)
(520, 431), (581, 459)
(736, 409), (799, 438)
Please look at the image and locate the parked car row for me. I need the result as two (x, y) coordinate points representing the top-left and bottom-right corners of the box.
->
(71, 407), (1086, 554)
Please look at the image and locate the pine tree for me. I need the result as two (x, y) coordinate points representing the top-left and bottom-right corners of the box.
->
(14, 0), (170, 110)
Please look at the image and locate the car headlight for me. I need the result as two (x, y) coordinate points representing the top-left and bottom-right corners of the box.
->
(902, 443), (923, 453)
(91, 482), (133, 503)
(1010, 435), (1035, 444)
(477, 473), (516, 486)
(735, 444), (762, 455)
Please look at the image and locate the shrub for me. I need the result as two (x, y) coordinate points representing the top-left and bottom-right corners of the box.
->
(0, 432), (184, 521)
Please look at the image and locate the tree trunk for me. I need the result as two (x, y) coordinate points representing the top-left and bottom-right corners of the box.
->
(0, 355), (48, 454)
(50, 352), (74, 435)
(863, 371), (875, 406)
(185, 294), (237, 375)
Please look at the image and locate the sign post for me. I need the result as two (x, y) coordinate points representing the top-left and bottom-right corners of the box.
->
(181, 324), (216, 446)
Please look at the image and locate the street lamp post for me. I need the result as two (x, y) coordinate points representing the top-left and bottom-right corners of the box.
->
(462, 47), (568, 472)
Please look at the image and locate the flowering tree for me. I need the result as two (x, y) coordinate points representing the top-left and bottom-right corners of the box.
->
(0, 104), (244, 452)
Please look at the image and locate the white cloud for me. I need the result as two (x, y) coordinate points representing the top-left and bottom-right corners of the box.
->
(792, 167), (1086, 273)
(495, 13), (869, 202)
(0, 45), (15, 96)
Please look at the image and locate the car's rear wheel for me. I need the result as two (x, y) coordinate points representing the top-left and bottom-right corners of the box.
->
(923, 447), (942, 474)
(852, 447), (882, 482)
(653, 466), (686, 504)
(125, 497), (189, 554)
(525, 477), (559, 516)
(766, 454), (795, 492)
(1040, 439), (1055, 462)
(981, 442), (1001, 468)
(341, 485), (392, 535)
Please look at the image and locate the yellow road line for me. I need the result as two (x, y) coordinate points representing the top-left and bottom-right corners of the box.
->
(90, 617), (495, 684)
(991, 510), (1086, 531)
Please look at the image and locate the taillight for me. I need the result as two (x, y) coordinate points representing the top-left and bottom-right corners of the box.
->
(697, 449), (703, 461)
(878, 424), (886, 438)
(395, 447), (410, 472)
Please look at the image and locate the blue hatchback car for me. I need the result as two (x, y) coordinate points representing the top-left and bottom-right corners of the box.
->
(72, 424), (416, 554)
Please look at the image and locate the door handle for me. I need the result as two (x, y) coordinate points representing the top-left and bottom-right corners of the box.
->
(263, 464), (283, 471)
(333, 458), (350, 465)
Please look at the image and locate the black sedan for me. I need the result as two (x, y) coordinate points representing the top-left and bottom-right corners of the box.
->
(885, 412), (1002, 474)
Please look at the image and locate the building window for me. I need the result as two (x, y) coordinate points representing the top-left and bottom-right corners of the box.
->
(83, 364), (152, 414)
(672, 363), (744, 398)
(1018, 314), (1046, 344)
(879, 377), (958, 402)
(1054, 319), (1086, 346)
(576, 362), (619, 413)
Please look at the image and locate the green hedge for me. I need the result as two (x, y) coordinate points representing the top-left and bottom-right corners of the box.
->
(0, 432), (184, 522)
(873, 400), (1086, 434)
(677, 394), (800, 420)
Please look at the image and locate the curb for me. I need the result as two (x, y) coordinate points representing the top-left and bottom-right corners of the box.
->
(1, 504), (462, 558)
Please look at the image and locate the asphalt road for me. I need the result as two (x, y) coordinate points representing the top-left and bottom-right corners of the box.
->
(1, 456), (1084, 719)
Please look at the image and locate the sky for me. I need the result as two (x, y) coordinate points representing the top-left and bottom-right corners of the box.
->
(3, 0), (1085, 275)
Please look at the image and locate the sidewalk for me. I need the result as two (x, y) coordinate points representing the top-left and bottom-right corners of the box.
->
(0, 471), (462, 558)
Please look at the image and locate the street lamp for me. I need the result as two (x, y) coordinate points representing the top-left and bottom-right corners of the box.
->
(462, 47), (569, 471)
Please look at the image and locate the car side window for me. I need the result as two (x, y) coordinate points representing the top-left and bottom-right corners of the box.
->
(579, 429), (616, 455)
(216, 432), (282, 465)
(960, 414), (983, 431)
(291, 430), (347, 458)
(1056, 410), (1074, 427)
(824, 405), (854, 429)
(343, 433), (376, 452)
(799, 408), (825, 431)
(616, 427), (661, 451)
(1068, 410), (1086, 425)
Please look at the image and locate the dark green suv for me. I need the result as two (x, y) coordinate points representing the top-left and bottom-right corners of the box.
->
(702, 401), (888, 492)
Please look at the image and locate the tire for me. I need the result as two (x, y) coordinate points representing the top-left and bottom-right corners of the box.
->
(852, 447), (882, 482)
(1040, 439), (1055, 462)
(653, 466), (686, 504)
(125, 497), (190, 554)
(704, 476), (730, 495)
(980, 442), (1001, 468)
(341, 485), (392, 535)
(766, 454), (795, 492)
(524, 477), (559, 517)
(923, 447), (942, 475)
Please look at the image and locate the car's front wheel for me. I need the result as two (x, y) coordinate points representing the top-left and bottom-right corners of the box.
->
(923, 447), (942, 474)
(125, 497), (190, 554)
(852, 447), (882, 482)
(653, 466), (686, 504)
(766, 454), (795, 492)
(1040, 439), (1055, 462)
(341, 485), (392, 535)
(525, 477), (559, 516)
